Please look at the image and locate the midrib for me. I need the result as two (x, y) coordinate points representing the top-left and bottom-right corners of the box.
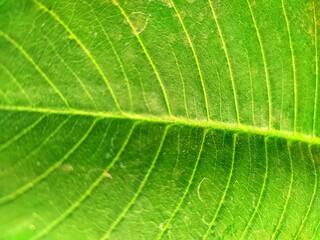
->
(1, 105), (320, 146)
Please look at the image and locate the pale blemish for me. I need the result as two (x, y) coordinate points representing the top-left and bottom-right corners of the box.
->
(29, 224), (36, 230)
(179, 10), (186, 20)
(307, 1), (314, 11)
(167, 33), (176, 43)
(159, 222), (164, 230)
(124, 12), (150, 35)
(202, 215), (210, 226)
(183, 35), (189, 47)
(115, 33), (123, 41)
(233, 180), (239, 187)
(308, 26), (314, 37)
(162, 0), (172, 8)
(68, 35), (75, 41)
(120, 162), (126, 169)
(63, 164), (73, 172)
(197, 177), (208, 202)
(112, 0), (119, 6)
(252, 196), (256, 206)
(186, 0), (195, 3)
(103, 172), (113, 179)
(105, 152), (112, 159)
(148, 0), (172, 8)
(198, 13), (204, 22)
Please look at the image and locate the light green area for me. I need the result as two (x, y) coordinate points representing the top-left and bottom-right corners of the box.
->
(0, 0), (319, 239)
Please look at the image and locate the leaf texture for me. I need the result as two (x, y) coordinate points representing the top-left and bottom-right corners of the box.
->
(0, 0), (319, 239)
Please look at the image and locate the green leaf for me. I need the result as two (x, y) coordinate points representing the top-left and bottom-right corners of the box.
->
(0, 0), (319, 239)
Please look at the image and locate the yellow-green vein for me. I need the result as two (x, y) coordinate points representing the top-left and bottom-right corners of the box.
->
(0, 88), (12, 105)
(31, 120), (135, 240)
(101, 124), (171, 239)
(281, 0), (297, 133)
(1, 64), (32, 105)
(246, 0), (272, 129)
(169, 45), (189, 118)
(169, 0), (210, 121)
(239, 136), (269, 240)
(245, 51), (256, 126)
(293, 145), (318, 239)
(0, 114), (46, 152)
(157, 129), (207, 239)
(313, 0), (319, 137)
(134, 66), (152, 113)
(0, 118), (98, 205)
(270, 141), (294, 240)
(45, 37), (99, 111)
(32, 0), (122, 112)
(207, 0), (240, 124)
(0, 32), (70, 108)
(0, 116), (72, 176)
(212, 58), (223, 121)
(113, 0), (172, 116)
(90, 5), (133, 112)
(203, 133), (237, 239)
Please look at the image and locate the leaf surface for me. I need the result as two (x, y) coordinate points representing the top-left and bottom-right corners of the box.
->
(0, 0), (319, 239)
